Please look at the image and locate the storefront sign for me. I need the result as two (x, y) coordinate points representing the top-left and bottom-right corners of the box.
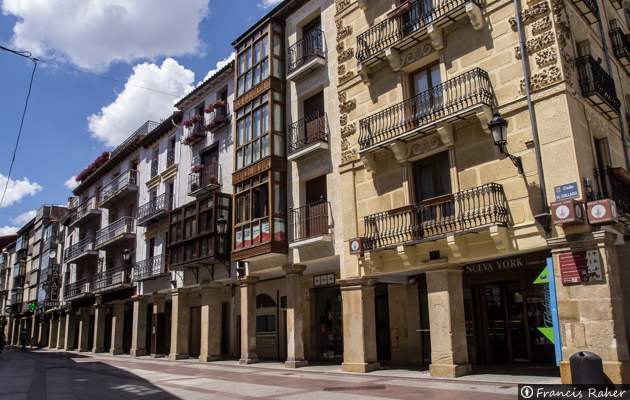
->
(554, 182), (579, 201)
(465, 256), (524, 274)
(558, 250), (603, 285)
(313, 273), (336, 287)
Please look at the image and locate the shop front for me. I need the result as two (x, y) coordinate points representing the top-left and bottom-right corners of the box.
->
(463, 251), (558, 368)
(311, 275), (343, 362)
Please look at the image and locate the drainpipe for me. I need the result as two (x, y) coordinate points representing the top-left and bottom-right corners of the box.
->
(513, 0), (551, 229)
(594, 1), (630, 170)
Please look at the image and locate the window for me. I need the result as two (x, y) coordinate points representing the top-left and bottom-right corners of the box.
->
(237, 32), (269, 96)
(167, 137), (176, 167)
(236, 94), (270, 170)
(234, 174), (270, 250)
(151, 147), (159, 178)
(577, 41), (591, 57)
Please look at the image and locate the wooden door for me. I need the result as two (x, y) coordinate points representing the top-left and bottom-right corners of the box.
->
(305, 176), (327, 238)
(412, 151), (453, 236)
(201, 147), (219, 186)
(303, 92), (325, 143)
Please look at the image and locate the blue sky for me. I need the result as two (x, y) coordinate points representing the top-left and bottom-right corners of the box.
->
(0, 0), (282, 233)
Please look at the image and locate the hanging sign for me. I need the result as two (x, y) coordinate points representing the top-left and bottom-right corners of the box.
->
(559, 250), (603, 285)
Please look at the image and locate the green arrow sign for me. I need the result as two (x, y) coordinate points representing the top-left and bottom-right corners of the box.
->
(534, 266), (549, 285)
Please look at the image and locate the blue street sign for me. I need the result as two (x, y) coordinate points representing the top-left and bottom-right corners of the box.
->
(554, 182), (579, 201)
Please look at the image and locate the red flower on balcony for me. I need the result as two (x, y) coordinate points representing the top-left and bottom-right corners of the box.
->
(205, 121), (217, 131)
(183, 119), (194, 127)
(204, 104), (215, 113)
(76, 151), (110, 182)
(191, 164), (204, 173)
(214, 99), (225, 109)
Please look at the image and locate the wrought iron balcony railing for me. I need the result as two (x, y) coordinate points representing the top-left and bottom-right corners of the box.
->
(167, 148), (176, 167)
(363, 183), (509, 250)
(92, 266), (131, 293)
(95, 216), (135, 249)
(188, 162), (221, 196)
(356, 0), (482, 63)
(137, 193), (172, 226)
(610, 28), (630, 64)
(42, 235), (57, 252)
(289, 200), (331, 243)
(133, 255), (166, 281)
(12, 261), (25, 278)
(288, 29), (326, 75)
(594, 166), (630, 218)
(151, 159), (159, 178)
(99, 170), (138, 206)
(288, 112), (328, 156)
(359, 68), (494, 151)
(63, 279), (91, 299)
(570, 0), (598, 22)
(69, 196), (101, 227)
(16, 235), (28, 253)
(64, 237), (97, 262)
(575, 55), (620, 117)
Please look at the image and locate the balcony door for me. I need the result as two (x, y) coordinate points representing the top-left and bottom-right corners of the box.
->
(411, 64), (442, 124)
(303, 17), (322, 60)
(304, 91), (325, 145)
(413, 151), (453, 235)
(303, 175), (327, 238)
(200, 147), (219, 187)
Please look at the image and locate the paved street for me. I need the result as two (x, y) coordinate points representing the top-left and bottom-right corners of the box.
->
(0, 348), (524, 400)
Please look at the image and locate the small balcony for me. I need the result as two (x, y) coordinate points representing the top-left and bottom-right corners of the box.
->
(362, 183), (509, 251)
(16, 235), (28, 253)
(287, 29), (326, 81)
(64, 237), (98, 263)
(289, 200), (332, 248)
(137, 193), (172, 227)
(95, 217), (136, 250)
(182, 120), (206, 146)
(288, 112), (329, 161)
(0, 254), (7, 271)
(609, 28), (630, 73)
(166, 148), (176, 168)
(69, 197), (101, 228)
(92, 266), (132, 294)
(99, 170), (138, 208)
(188, 162), (221, 198)
(592, 166), (630, 233)
(133, 255), (166, 281)
(63, 279), (92, 301)
(356, 0), (484, 69)
(206, 102), (230, 132)
(150, 158), (159, 179)
(570, 0), (598, 23)
(42, 234), (58, 252)
(576, 55), (620, 119)
(358, 68), (494, 153)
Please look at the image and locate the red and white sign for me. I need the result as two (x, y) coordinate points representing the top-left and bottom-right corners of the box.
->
(559, 250), (603, 285)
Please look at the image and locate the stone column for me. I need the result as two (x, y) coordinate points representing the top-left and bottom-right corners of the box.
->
(169, 288), (190, 360)
(110, 302), (125, 355)
(6, 317), (14, 345)
(57, 314), (66, 349)
(77, 309), (91, 352)
(48, 315), (59, 348)
(131, 295), (148, 357)
(340, 277), (378, 373)
(425, 268), (470, 378)
(239, 277), (258, 364)
(199, 284), (222, 362)
(93, 304), (107, 353)
(284, 264), (307, 368)
(64, 312), (76, 350)
(30, 315), (39, 348)
(37, 318), (47, 347)
(151, 294), (166, 357)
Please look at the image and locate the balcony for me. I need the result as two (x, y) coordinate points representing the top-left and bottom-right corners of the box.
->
(287, 29), (326, 81)
(133, 255), (166, 281)
(288, 112), (329, 161)
(16, 235), (28, 253)
(64, 237), (98, 263)
(99, 170), (138, 208)
(206, 102), (230, 132)
(358, 68), (494, 153)
(356, 0), (484, 70)
(95, 216), (136, 250)
(92, 266), (132, 294)
(610, 28), (630, 73)
(137, 193), (172, 227)
(592, 166), (630, 233)
(289, 200), (332, 248)
(12, 260), (25, 279)
(182, 121), (206, 146)
(362, 183), (509, 251)
(42, 234), (58, 252)
(63, 279), (92, 301)
(188, 162), (221, 198)
(150, 158), (159, 179)
(167, 148), (176, 168)
(576, 55), (620, 119)
(0, 254), (6, 271)
(570, 0), (598, 23)
(68, 197), (101, 227)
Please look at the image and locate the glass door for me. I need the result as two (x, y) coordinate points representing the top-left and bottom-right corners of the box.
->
(411, 64), (442, 124)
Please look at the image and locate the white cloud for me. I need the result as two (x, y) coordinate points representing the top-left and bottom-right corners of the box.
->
(0, 174), (42, 208)
(88, 58), (195, 147)
(10, 210), (36, 226)
(200, 53), (235, 85)
(1, 0), (210, 71)
(0, 226), (18, 236)
(64, 176), (79, 190)
(258, 0), (282, 9)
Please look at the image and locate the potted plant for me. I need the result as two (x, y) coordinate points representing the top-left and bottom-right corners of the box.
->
(204, 103), (215, 113)
(183, 119), (194, 127)
(191, 164), (204, 173)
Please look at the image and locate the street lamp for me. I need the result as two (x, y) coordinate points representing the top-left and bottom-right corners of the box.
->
(488, 112), (523, 174)
(122, 248), (131, 266)
(216, 215), (227, 235)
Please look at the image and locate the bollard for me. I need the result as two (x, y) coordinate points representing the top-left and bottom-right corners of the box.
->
(569, 351), (607, 384)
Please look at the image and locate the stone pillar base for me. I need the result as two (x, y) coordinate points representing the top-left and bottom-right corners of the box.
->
(342, 362), (379, 373)
(93, 347), (105, 353)
(150, 353), (165, 358)
(169, 353), (189, 361)
(429, 363), (471, 378)
(239, 357), (259, 365)
(110, 349), (124, 356)
(285, 359), (308, 368)
(560, 360), (630, 384)
(199, 355), (222, 362)
(130, 349), (147, 357)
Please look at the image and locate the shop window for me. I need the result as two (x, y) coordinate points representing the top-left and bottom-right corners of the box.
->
(256, 315), (277, 334)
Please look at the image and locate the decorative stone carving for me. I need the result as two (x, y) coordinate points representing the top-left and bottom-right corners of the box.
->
(535, 46), (557, 67)
(514, 30), (555, 59)
(385, 48), (402, 71)
(338, 64), (346, 76)
(340, 114), (348, 127)
(465, 3), (485, 30)
(338, 71), (355, 85)
(400, 42), (435, 68)
(408, 133), (447, 159)
(338, 48), (354, 63)
(520, 65), (561, 92)
(341, 123), (356, 138)
(427, 24), (444, 51)
(508, 1), (550, 30)
(336, 20), (352, 41)
(335, 0), (351, 14)
(339, 99), (356, 114)
(531, 16), (552, 35)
